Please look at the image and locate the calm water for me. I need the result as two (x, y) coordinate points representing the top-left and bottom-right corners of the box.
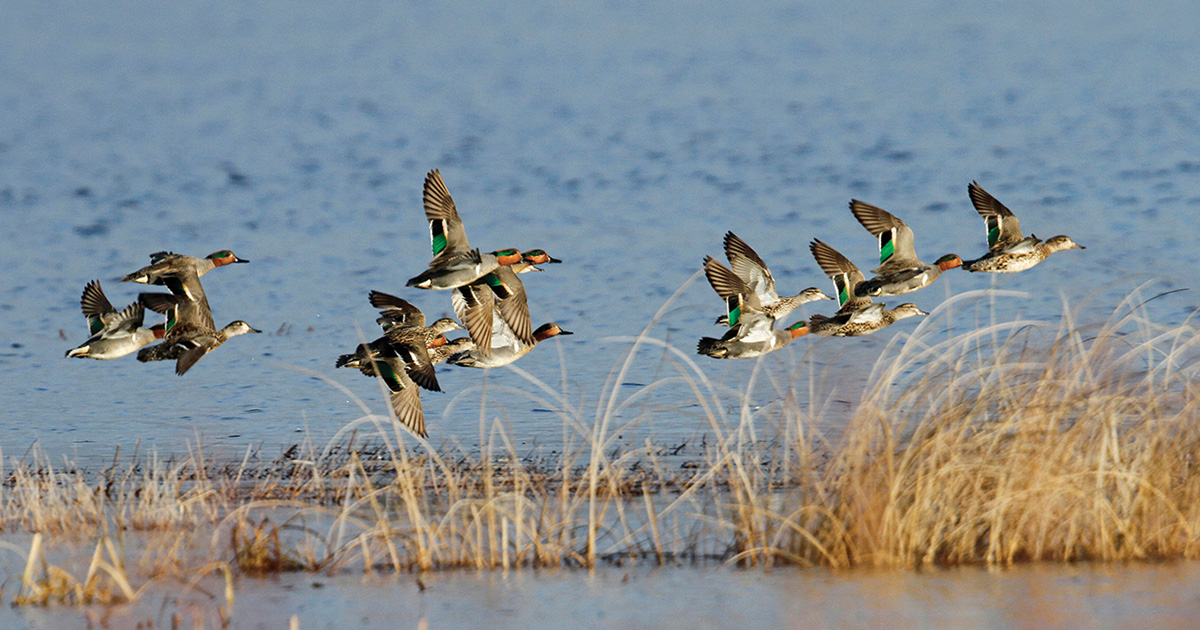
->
(3, 0), (1198, 462)
(2, 0), (1199, 622)
(6, 563), (1200, 629)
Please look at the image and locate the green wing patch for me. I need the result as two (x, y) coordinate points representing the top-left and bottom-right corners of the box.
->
(986, 216), (1001, 247)
(879, 231), (895, 264)
(835, 274), (850, 307)
(88, 315), (105, 336)
(374, 361), (403, 392)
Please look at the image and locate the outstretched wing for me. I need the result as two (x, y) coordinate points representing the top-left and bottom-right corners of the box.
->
(485, 267), (534, 346)
(968, 181), (1025, 250)
(809, 239), (872, 313)
(722, 232), (779, 304)
(80, 280), (116, 333)
(369, 290), (427, 328)
(704, 255), (764, 327)
(424, 169), (470, 263)
(848, 200), (922, 273)
(452, 283), (496, 356)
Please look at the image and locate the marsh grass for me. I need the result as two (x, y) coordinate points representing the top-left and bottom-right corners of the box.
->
(3, 287), (1200, 612)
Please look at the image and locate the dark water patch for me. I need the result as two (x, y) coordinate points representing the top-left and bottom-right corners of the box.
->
(73, 221), (109, 236)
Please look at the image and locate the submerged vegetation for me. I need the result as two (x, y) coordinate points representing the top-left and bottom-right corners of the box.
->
(4, 288), (1200, 615)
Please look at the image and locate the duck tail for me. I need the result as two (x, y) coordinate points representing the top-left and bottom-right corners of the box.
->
(335, 351), (363, 369)
(697, 337), (727, 358)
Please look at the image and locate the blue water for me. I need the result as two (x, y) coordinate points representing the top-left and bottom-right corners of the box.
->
(7, 562), (1200, 629)
(2, 1), (1199, 464)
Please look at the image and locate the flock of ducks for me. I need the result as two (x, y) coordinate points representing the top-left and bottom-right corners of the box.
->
(333, 170), (573, 436)
(64, 172), (1083, 439)
(697, 181), (1084, 359)
(65, 251), (258, 373)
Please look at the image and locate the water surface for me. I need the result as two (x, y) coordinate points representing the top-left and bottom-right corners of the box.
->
(4, 1), (1198, 462)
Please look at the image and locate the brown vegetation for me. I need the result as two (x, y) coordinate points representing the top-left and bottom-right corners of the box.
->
(3, 289), (1199, 612)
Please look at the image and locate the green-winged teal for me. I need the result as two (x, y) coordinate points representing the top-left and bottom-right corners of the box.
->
(447, 322), (573, 368)
(122, 250), (248, 297)
(713, 232), (832, 325)
(806, 239), (928, 336)
(450, 250), (560, 354)
(66, 280), (168, 360)
(405, 169), (525, 290)
(368, 290), (464, 348)
(336, 340), (431, 437)
(698, 256), (811, 358)
(848, 200), (962, 296)
(802, 302), (928, 337)
(697, 317), (808, 359)
(962, 181), (1084, 273)
(337, 295), (450, 437)
(137, 318), (261, 375)
(125, 250), (248, 331)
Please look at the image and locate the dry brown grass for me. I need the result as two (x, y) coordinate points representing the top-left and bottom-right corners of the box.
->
(3, 287), (1200, 613)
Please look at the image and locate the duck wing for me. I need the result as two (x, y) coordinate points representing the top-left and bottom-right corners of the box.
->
(452, 282), (496, 356)
(423, 169), (471, 264)
(485, 267), (534, 346)
(849, 200), (923, 273)
(968, 181), (1025, 250)
(388, 380), (427, 438)
(809, 239), (872, 313)
(80, 280), (116, 333)
(369, 290), (428, 328)
(722, 232), (780, 304)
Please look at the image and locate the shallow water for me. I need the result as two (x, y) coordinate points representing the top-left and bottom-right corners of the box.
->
(3, 0), (1199, 463)
(3, 0), (1200, 624)
(6, 562), (1200, 629)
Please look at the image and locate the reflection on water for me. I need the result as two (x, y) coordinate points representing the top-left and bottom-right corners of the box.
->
(7, 563), (1200, 629)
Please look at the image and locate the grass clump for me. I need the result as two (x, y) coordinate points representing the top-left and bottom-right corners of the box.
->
(795, 289), (1200, 567)
(1, 287), (1199, 616)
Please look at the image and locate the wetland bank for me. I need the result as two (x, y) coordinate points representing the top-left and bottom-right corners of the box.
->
(5, 293), (1200, 626)
(5, 0), (1200, 627)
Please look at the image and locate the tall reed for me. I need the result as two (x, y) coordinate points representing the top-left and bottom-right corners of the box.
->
(2, 287), (1199, 614)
